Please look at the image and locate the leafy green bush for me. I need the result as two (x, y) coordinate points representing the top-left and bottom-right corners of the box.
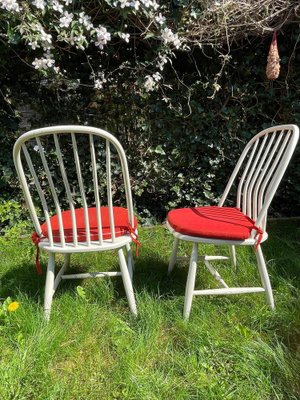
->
(0, 199), (31, 238)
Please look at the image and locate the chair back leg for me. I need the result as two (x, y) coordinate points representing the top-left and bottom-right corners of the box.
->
(183, 243), (198, 319)
(54, 253), (71, 292)
(118, 248), (137, 316)
(255, 246), (275, 309)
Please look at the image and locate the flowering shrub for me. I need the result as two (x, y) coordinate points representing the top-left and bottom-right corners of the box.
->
(0, 0), (186, 101)
(1, 1), (298, 102)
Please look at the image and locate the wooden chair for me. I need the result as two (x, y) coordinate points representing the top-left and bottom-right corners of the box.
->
(13, 125), (138, 319)
(167, 125), (299, 319)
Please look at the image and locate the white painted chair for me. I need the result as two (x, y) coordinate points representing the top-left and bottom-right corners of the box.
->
(13, 125), (138, 319)
(167, 124), (299, 319)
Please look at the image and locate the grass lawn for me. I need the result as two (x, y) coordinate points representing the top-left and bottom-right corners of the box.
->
(0, 220), (299, 399)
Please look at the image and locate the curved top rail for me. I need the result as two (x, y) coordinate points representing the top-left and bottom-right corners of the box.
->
(218, 124), (299, 230)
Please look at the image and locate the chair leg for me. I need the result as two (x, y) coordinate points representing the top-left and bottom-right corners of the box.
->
(44, 253), (55, 321)
(183, 243), (198, 320)
(255, 246), (275, 310)
(118, 248), (137, 316)
(54, 253), (71, 292)
(168, 237), (179, 274)
(64, 253), (71, 269)
(229, 245), (237, 269)
(126, 243), (134, 280)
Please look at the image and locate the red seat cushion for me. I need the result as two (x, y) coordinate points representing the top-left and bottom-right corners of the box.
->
(36, 206), (137, 243)
(167, 206), (258, 241)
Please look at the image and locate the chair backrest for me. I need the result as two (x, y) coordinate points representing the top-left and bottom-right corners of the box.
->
(13, 125), (134, 247)
(219, 124), (299, 231)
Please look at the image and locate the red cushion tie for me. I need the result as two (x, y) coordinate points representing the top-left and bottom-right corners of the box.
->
(253, 225), (264, 251)
(31, 232), (43, 275)
(127, 225), (141, 256)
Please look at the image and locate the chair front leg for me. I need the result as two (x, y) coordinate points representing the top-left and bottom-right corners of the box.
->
(44, 252), (56, 321)
(255, 245), (275, 310)
(183, 243), (198, 320)
(168, 237), (179, 274)
(118, 248), (137, 316)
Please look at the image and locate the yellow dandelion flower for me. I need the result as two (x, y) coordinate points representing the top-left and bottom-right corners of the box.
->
(7, 301), (20, 312)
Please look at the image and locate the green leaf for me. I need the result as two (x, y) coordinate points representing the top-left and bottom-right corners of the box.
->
(76, 286), (87, 301)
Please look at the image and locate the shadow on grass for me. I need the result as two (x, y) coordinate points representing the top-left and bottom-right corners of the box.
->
(128, 255), (187, 298)
(263, 219), (300, 287)
(0, 247), (186, 305)
(0, 260), (45, 300)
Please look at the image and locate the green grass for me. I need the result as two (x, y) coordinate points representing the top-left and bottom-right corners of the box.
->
(0, 220), (300, 399)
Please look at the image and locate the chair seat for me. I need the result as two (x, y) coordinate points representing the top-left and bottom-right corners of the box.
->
(34, 206), (138, 243)
(167, 206), (259, 241)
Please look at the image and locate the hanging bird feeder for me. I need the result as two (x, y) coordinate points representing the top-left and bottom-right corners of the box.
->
(266, 32), (280, 80)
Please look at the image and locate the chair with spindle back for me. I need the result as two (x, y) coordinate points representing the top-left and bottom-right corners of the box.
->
(13, 125), (138, 319)
(167, 124), (299, 319)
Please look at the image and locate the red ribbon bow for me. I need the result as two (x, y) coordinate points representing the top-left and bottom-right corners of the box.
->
(253, 225), (264, 251)
(31, 232), (43, 275)
(127, 225), (142, 256)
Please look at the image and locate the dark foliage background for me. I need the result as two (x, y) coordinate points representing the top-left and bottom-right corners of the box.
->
(1, 23), (299, 223)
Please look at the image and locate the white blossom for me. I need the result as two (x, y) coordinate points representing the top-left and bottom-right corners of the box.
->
(94, 72), (107, 89)
(94, 79), (103, 89)
(32, 53), (55, 70)
(161, 27), (181, 48)
(130, 0), (140, 10)
(157, 53), (168, 70)
(62, 0), (72, 5)
(118, 0), (130, 8)
(120, 33), (130, 43)
(155, 13), (166, 25)
(113, 0), (159, 10)
(29, 41), (40, 50)
(51, 0), (64, 13)
(59, 11), (73, 28)
(78, 12), (93, 30)
(144, 73), (161, 92)
(41, 33), (51, 44)
(74, 33), (87, 50)
(40, 30), (52, 44)
(0, 0), (20, 12)
(95, 26), (111, 50)
(32, 0), (45, 10)
(152, 72), (161, 81)
(144, 75), (155, 92)
(140, 0), (158, 10)
(141, 0), (152, 7)
(33, 144), (45, 152)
